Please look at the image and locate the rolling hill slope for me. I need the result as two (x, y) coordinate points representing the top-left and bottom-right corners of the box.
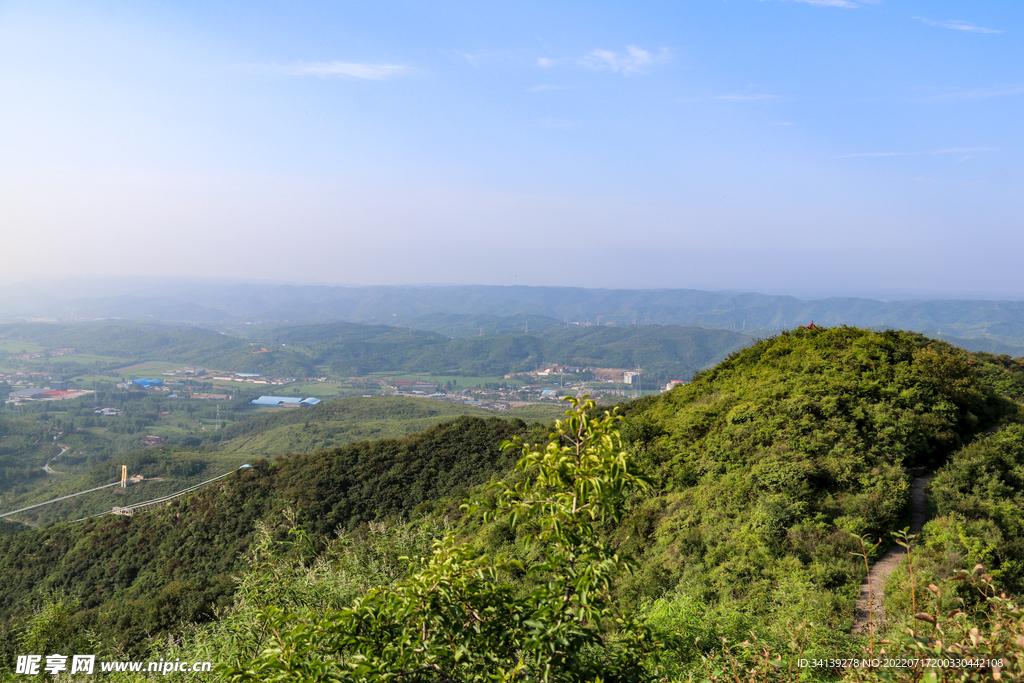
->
(0, 327), (1021, 676)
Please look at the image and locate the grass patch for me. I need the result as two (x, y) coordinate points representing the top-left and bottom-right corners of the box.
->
(112, 361), (182, 375)
(374, 373), (524, 388)
(0, 340), (46, 353)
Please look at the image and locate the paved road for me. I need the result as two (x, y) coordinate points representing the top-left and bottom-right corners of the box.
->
(42, 446), (68, 475)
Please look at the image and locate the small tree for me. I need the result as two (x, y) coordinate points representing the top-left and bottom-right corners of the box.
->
(223, 397), (660, 682)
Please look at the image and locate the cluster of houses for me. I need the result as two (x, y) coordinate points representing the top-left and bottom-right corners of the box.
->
(211, 372), (294, 386)
(93, 407), (123, 416)
(161, 367), (297, 386)
(0, 371), (52, 383)
(392, 380), (440, 394)
(515, 366), (644, 384)
(1, 347), (77, 360)
(5, 380), (92, 403)
(162, 366), (209, 378)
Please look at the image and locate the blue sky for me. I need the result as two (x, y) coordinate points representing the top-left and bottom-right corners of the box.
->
(1, 1), (1021, 299)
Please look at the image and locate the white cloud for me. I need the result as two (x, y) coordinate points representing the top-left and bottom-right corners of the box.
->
(914, 17), (1003, 34)
(577, 45), (669, 75)
(265, 61), (410, 80)
(837, 147), (998, 158)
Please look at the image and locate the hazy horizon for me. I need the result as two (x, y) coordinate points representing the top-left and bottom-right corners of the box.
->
(2, 274), (1023, 307)
(2, 1), (1021, 297)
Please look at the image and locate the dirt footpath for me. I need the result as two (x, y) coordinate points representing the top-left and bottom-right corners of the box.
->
(851, 475), (933, 635)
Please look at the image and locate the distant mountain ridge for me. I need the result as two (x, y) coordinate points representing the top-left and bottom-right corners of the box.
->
(2, 282), (1023, 351)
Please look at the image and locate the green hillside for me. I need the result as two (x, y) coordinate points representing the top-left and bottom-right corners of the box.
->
(213, 397), (565, 457)
(1, 319), (750, 384)
(188, 328), (1024, 681)
(609, 329), (1015, 643)
(0, 415), (536, 659)
(0, 398), (565, 524)
(0, 321), (314, 377)
(265, 321), (750, 382)
(1, 327), (1022, 680)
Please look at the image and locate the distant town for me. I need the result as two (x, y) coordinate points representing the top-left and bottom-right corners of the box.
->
(3, 362), (686, 412)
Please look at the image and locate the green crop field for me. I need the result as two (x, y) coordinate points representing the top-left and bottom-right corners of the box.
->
(260, 381), (349, 398)
(66, 374), (121, 385)
(375, 372), (524, 387)
(0, 339), (46, 353)
(217, 398), (502, 457)
(112, 360), (182, 376)
(53, 352), (128, 364)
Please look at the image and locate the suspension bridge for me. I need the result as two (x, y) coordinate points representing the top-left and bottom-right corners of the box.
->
(0, 465), (250, 522)
(0, 482), (122, 519)
(108, 469), (239, 517)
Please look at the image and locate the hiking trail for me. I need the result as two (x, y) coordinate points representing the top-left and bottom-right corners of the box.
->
(851, 475), (933, 635)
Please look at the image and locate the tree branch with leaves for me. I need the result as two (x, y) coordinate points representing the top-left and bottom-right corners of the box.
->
(223, 397), (663, 683)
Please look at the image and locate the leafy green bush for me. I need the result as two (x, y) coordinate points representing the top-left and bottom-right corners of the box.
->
(223, 398), (663, 682)
(927, 425), (1024, 592)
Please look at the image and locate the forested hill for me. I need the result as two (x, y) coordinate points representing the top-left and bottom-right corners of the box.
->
(0, 398), (566, 526)
(0, 415), (536, 657)
(1, 320), (751, 383)
(267, 321), (750, 381)
(1, 326), (1022, 674)
(548, 328), (1021, 674)
(0, 321), (315, 377)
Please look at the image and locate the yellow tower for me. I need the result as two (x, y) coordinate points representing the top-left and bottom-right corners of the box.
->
(121, 465), (127, 488)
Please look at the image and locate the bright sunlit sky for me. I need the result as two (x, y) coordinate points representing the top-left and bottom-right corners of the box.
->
(2, 1), (1021, 299)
